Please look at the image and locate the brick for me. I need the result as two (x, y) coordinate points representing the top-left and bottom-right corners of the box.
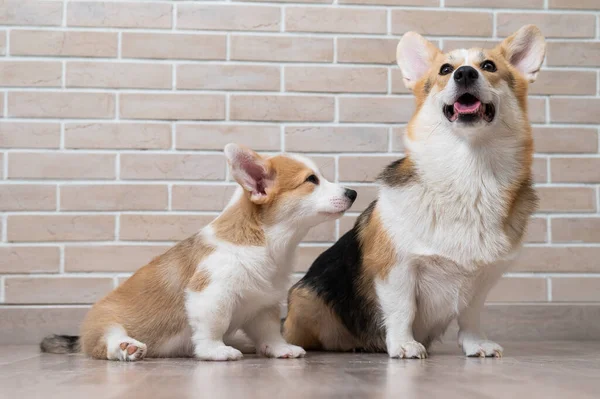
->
(285, 126), (388, 153)
(514, 247), (600, 273)
(552, 217), (600, 243)
(122, 33), (226, 60)
(172, 185), (237, 211)
(339, 215), (357, 236)
(442, 39), (500, 51)
(498, 13), (595, 38)
(285, 66), (387, 93)
(0, 1), (62, 26)
(551, 158), (600, 183)
(530, 70), (596, 95)
(447, 0), (544, 7)
(0, 153), (3, 176)
(304, 220), (336, 243)
(533, 127), (598, 154)
(486, 278), (547, 303)
(391, 127), (406, 152)
(339, 156), (398, 182)
(177, 64), (280, 91)
(391, 69), (412, 94)
(8, 92), (115, 119)
(549, 0), (599, 10)
(8, 153), (116, 180)
(295, 246), (327, 272)
(5, 277), (113, 305)
(392, 10), (492, 36)
(120, 93), (225, 120)
(339, 97), (415, 123)
(0, 185), (56, 211)
(230, 95), (334, 122)
(0, 122), (60, 149)
(178, 5), (279, 31)
(537, 187), (596, 213)
(176, 124), (280, 151)
(552, 278), (600, 302)
(311, 156), (336, 181)
(67, 1), (172, 29)
(0, 61), (61, 87)
(61, 185), (168, 211)
(551, 98), (600, 124)
(532, 158), (548, 183)
(0, 31), (5, 55)
(120, 214), (214, 241)
(547, 42), (600, 67)
(10, 30), (118, 57)
(337, 38), (397, 65)
(65, 123), (171, 150)
(65, 245), (170, 273)
(240, 0), (328, 3)
(340, 0), (437, 5)
(528, 98), (546, 124)
(120, 154), (225, 181)
(0, 246), (60, 274)
(8, 215), (115, 242)
(66, 62), (171, 89)
(231, 35), (333, 63)
(525, 218), (547, 243)
(286, 7), (386, 34)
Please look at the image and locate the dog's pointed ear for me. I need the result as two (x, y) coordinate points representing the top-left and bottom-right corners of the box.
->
(497, 25), (546, 83)
(396, 32), (441, 91)
(224, 143), (273, 204)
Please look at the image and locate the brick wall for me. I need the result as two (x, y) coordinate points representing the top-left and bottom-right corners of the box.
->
(0, 0), (599, 343)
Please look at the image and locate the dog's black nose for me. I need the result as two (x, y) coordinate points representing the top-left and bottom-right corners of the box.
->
(344, 189), (357, 203)
(454, 66), (478, 87)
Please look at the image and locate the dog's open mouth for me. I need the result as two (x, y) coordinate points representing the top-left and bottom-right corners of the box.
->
(443, 93), (495, 123)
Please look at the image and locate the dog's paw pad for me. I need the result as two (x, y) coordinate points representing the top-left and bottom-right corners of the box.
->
(119, 341), (147, 361)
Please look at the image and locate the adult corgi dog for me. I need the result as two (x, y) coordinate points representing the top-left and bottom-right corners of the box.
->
(284, 25), (545, 359)
(41, 144), (357, 361)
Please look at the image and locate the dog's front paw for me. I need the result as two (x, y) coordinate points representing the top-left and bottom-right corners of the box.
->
(388, 340), (427, 359)
(462, 340), (503, 358)
(259, 343), (306, 359)
(196, 345), (243, 361)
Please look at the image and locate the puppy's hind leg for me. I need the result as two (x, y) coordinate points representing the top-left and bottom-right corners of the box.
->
(105, 325), (147, 362)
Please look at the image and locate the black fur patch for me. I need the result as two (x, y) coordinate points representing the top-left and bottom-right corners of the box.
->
(40, 334), (80, 354)
(294, 222), (380, 344)
(377, 157), (416, 187)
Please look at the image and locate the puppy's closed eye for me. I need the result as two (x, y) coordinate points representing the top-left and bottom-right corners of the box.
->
(305, 175), (319, 185)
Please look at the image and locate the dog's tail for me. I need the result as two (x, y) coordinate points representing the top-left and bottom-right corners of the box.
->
(40, 334), (81, 354)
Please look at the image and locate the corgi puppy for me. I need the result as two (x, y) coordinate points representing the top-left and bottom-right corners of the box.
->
(284, 25), (545, 359)
(41, 143), (357, 361)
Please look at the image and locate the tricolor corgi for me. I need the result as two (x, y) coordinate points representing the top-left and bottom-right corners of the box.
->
(284, 25), (545, 358)
(41, 144), (356, 361)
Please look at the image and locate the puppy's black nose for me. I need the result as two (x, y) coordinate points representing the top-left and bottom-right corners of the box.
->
(454, 66), (478, 87)
(344, 189), (357, 203)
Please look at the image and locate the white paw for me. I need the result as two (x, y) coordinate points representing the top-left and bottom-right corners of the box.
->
(196, 345), (243, 361)
(259, 343), (306, 359)
(462, 340), (503, 358)
(118, 339), (147, 362)
(388, 340), (427, 359)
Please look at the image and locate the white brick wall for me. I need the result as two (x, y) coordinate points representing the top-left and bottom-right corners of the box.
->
(0, 0), (600, 340)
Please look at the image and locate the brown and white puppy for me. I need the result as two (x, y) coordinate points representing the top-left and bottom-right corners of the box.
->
(284, 25), (544, 358)
(41, 144), (356, 361)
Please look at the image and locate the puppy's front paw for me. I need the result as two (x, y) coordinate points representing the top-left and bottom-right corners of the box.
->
(462, 340), (503, 358)
(196, 345), (243, 361)
(259, 343), (306, 359)
(388, 340), (427, 359)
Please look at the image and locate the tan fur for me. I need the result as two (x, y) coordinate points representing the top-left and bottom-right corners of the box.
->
(357, 207), (397, 281)
(284, 287), (357, 351)
(80, 235), (214, 359)
(213, 196), (265, 246)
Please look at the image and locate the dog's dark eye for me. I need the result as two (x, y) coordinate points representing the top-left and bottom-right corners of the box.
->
(481, 60), (497, 72)
(439, 63), (454, 76)
(305, 174), (319, 185)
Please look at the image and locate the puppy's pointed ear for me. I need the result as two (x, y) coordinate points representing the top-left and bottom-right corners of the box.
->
(224, 143), (273, 204)
(497, 25), (546, 83)
(396, 32), (441, 91)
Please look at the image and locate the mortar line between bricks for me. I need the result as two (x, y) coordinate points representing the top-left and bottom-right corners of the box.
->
(172, 2), (177, 31)
(547, 278), (552, 302)
(62, 0), (67, 27)
(59, 245), (65, 274)
(0, 276), (4, 303)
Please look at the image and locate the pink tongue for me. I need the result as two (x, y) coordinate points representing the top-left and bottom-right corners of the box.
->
(454, 100), (481, 114)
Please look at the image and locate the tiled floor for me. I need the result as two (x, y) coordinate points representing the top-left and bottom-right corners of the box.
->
(1, 342), (599, 398)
